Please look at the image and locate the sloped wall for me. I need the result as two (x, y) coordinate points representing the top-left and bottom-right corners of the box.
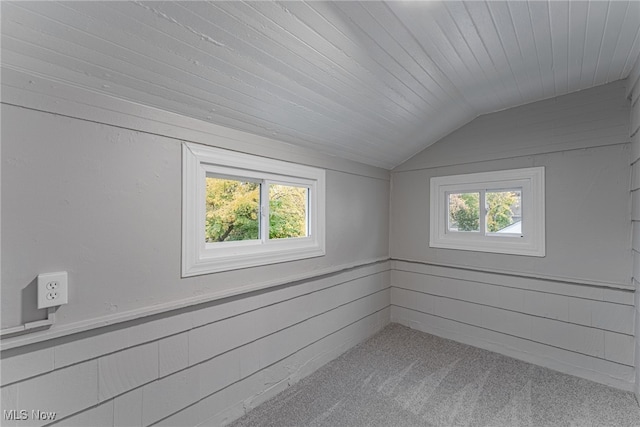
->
(390, 80), (635, 390)
(0, 72), (391, 426)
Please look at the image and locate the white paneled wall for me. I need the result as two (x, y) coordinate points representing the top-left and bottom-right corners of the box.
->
(0, 73), (391, 426)
(390, 261), (635, 390)
(629, 54), (640, 399)
(1, 264), (390, 426)
(390, 80), (635, 391)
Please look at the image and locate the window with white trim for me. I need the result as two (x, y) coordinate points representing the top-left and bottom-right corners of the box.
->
(430, 167), (545, 257)
(182, 142), (325, 276)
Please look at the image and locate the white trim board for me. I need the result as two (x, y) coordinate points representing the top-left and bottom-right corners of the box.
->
(392, 259), (635, 293)
(182, 142), (326, 276)
(429, 167), (545, 257)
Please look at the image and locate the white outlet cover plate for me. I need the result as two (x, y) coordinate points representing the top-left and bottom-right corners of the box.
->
(37, 271), (68, 309)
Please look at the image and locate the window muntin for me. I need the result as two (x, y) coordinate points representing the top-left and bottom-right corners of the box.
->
(430, 167), (544, 257)
(183, 142), (325, 276)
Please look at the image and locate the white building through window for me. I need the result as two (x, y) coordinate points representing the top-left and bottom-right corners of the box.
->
(430, 167), (545, 257)
(182, 142), (325, 276)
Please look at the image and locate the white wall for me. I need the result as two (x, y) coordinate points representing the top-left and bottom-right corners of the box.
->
(2, 63), (638, 427)
(629, 54), (640, 399)
(390, 80), (636, 390)
(0, 72), (391, 426)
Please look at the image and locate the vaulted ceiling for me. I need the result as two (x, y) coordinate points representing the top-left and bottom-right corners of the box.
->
(2, 1), (639, 169)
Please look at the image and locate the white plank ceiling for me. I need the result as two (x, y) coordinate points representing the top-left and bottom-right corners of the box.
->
(2, 1), (639, 169)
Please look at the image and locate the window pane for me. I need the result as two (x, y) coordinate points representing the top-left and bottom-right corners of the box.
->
(269, 184), (308, 239)
(448, 192), (480, 232)
(486, 189), (522, 234)
(205, 177), (260, 242)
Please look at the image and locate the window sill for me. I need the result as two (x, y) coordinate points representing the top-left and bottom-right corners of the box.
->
(183, 243), (325, 276)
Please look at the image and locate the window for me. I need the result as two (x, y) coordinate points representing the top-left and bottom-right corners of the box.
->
(430, 167), (545, 256)
(182, 142), (325, 276)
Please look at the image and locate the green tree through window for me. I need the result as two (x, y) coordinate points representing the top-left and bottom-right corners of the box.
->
(206, 178), (259, 242)
(486, 190), (520, 233)
(205, 178), (308, 243)
(449, 192), (480, 231)
(448, 190), (521, 233)
(269, 184), (307, 239)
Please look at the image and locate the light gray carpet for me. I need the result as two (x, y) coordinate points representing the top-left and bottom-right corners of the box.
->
(230, 324), (640, 426)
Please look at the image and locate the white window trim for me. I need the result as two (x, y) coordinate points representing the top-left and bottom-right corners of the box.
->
(430, 167), (545, 257)
(182, 142), (326, 277)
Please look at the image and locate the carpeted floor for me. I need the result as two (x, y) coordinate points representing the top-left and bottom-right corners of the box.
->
(230, 323), (640, 426)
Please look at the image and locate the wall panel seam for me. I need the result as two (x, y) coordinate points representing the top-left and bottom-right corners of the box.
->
(40, 307), (391, 427)
(390, 305), (632, 367)
(146, 307), (390, 427)
(392, 141), (631, 174)
(1, 286), (391, 388)
(187, 307), (390, 425)
(138, 307), (391, 427)
(0, 89), (389, 181)
(391, 258), (634, 291)
(187, 287), (391, 369)
(1, 258), (390, 351)
(191, 271), (389, 331)
(391, 268), (634, 305)
(391, 285), (633, 335)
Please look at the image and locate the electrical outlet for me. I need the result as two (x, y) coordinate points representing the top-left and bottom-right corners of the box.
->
(37, 272), (68, 309)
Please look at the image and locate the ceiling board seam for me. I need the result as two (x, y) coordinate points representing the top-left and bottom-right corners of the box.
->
(578, 2), (590, 88)
(3, 35), (393, 155)
(285, 1), (433, 119)
(12, 1), (386, 144)
(239, 1), (423, 124)
(524, 0), (547, 101)
(566, 1), (571, 92)
(485, 1), (524, 104)
(351, 2), (457, 108)
(128, 1), (409, 136)
(462, 1), (514, 103)
(381, 2), (475, 112)
(546, 0), (558, 96)
(621, 26), (640, 79)
(528, 0), (556, 98)
(301, 1), (439, 116)
(329, 2), (441, 110)
(61, 0), (423, 164)
(444, 1), (506, 107)
(504, 1), (542, 99)
(602, 2), (628, 84)
(185, 1), (408, 133)
(4, 0), (638, 170)
(592, 1), (612, 87)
